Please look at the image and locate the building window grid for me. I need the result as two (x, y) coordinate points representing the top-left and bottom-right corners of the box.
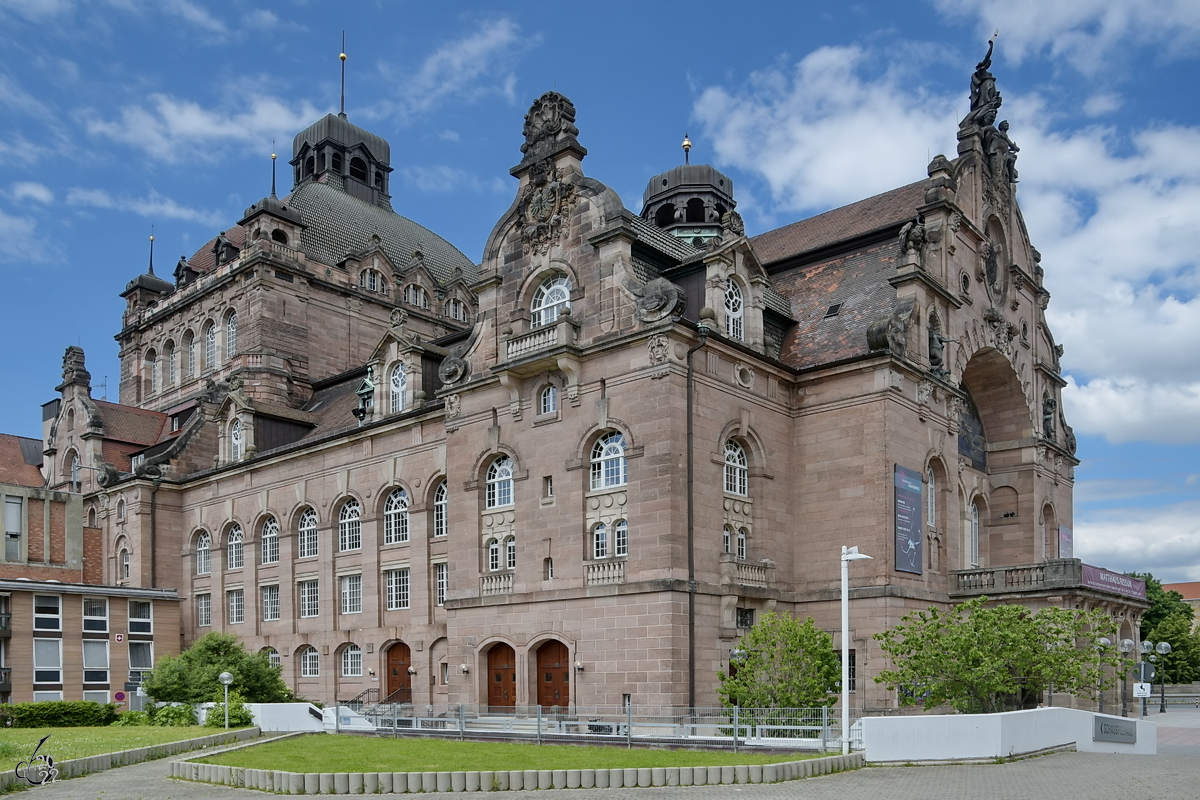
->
(300, 646), (319, 678)
(593, 524), (608, 559)
(227, 588), (244, 624)
(505, 537), (516, 570)
(386, 568), (410, 610)
(167, 344), (176, 386)
(615, 520), (628, 557)
(590, 432), (628, 491)
(531, 275), (572, 328)
(342, 644), (363, 677)
(435, 563), (447, 607)
(969, 503), (981, 567)
(204, 322), (216, 369)
(120, 549), (130, 579)
(261, 584), (280, 621)
(82, 639), (109, 684)
(260, 517), (279, 564)
(33, 638), (62, 684)
(226, 311), (238, 358)
(230, 419), (242, 462)
(485, 457), (514, 509)
(225, 524), (244, 569)
(33, 595), (60, 631)
(725, 278), (744, 341)
(488, 539), (501, 572)
(129, 600), (152, 633)
(723, 525), (732, 554)
(539, 385), (557, 415)
(340, 574), (362, 614)
(724, 440), (748, 496)
(195, 531), (211, 574)
(299, 580), (320, 618)
(433, 481), (448, 537)
(338, 499), (362, 551)
(737, 528), (748, 560)
(384, 489), (410, 544)
(82, 598), (108, 632)
(298, 509), (318, 558)
(927, 468), (937, 528)
(265, 648), (281, 670)
(4, 495), (21, 562)
(389, 362), (407, 414)
(197, 594), (212, 627)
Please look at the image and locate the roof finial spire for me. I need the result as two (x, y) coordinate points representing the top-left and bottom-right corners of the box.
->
(682, 132), (692, 165)
(147, 228), (155, 274)
(271, 140), (277, 198)
(339, 31), (347, 119)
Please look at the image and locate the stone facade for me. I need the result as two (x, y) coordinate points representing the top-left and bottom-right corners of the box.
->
(30, 54), (1148, 714)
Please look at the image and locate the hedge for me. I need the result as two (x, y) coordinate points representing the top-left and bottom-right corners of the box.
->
(0, 701), (119, 728)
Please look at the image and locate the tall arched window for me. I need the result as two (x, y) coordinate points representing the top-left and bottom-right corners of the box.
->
(433, 480), (448, 537)
(300, 645), (319, 678)
(229, 419), (242, 462)
(260, 516), (279, 564)
(737, 527), (748, 560)
(120, 548), (130, 579)
(723, 525), (732, 554)
(969, 502), (981, 567)
(614, 519), (628, 557)
(505, 536), (516, 570)
(341, 644), (363, 677)
(531, 274), (571, 328)
(298, 509), (318, 558)
(486, 457), (514, 509)
(262, 647), (281, 670)
(590, 431), (627, 490)
(164, 341), (176, 387)
(593, 523), (608, 559)
(404, 285), (429, 309)
(488, 538), (501, 571)
(539, 385), (557, 415)
(926, 467), (936, 529)
(338, 499), (361, 551)
(195, 531), (211, 575)
(389, 362), (407, 414)
(225, 311), (238, 359)
(116, 498), (126, 520)
(225, 524), (243, 569)
(204, 321), (217, 370)
(183, 331), (195, 379)
(384, 488), (409, 544)
(349, 157), (368, 182)
(724, 440), (748, 496)
(145, 349), (158, 395)
(724, 278), (744, 341)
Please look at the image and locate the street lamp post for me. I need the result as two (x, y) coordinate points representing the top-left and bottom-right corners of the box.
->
(218, 671), (234, 730)
(1156, 641), (1172, 713)
(1119, 639), (1135, 717)
(1096, 637), (1110, 714)
(840, 545), (872, 756)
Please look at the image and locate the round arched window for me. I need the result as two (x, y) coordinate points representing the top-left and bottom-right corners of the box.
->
(531, 275), (572, 328)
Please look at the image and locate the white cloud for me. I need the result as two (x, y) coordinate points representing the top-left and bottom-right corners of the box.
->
(400, 166), (506, 195)
(1082, 93), (1122, 117)
(0, 208), (59, 263)
(66, 187), (223, 225)
(10, 182), (53, 204)
(935, 0), (1200, 73)
(1074, 500), (1200, 582)
(1064, 378), (1200, 444)
(382, 19), (532, 121)
(85, 91), (322, 163)
(0, 0), (73, 20)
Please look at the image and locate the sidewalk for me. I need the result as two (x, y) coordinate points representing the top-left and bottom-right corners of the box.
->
(1149, 706), (1200, 755)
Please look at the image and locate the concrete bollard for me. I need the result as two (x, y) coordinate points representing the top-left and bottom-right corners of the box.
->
(608, 769), (622, 789)
(764, 764), (777, 783)
(452, 772), (466, 792)
(552, 769), (567, 789)
(348, 772), (364, 794)
(667, 767), (679, 786)
(480, 770), (495, 792)
(421, 772), (437, 793)
(581, 769), (594, 789)
(289, 772), (306, 794)
(638, 767), (652, 787)
(651, 767), (666, 786)
(721, 765), (735, 784)
(680, 767), (693, 786)
(709, 766), (722, 785)
(334, 772), (350, 794)
(497, 771), (512, 791)
(507, 770), (521, 791)
(435, 772), (451, 793)
(305, 773), (320, 794)
(379, 773), (392, 793)
(525, 770), (539, 791)
(624, 768), (638, 788)
(410, 772), (424, 793)
(749, 765), (762, 783)
(365, 773), (379, 794)
(538, 770), (553, 790)
(465, 771), (479, 792)
(320, 773), (335, 794)
(735, 765), (750, 784)
(566, 769), (580, 789)
(594, 768), (609, 789)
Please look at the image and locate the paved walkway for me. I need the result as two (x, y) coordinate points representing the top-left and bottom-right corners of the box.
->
(24, 716), (1200, 799)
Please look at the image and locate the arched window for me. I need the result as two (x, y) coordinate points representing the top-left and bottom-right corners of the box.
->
(359, 269), (382, 293)
(724, 278), (744, 341)
(433, 480), (448, 537)
(229, 419), (242, 462)
(485, 457), (514, 509)
(384, 488), (410, 544)
(505, 536), (516, 570)
(195, 531), (211, 575)
(615, 519), (628, 557)
(686, 197), (705, 223)
(303, 156), (315, 178)
(300, 645), (319, 678)
(298, 509), (318, 558)
(165, 341), (176, 387)
(66, 450), (80, 490)
(724, 440), (748, 496)
(204, 321), (217, 370)
(539, 385), (557, 415)
(531, 274), (571, 328)
(260, 516), (279, 564)
(590, 431), (628, 490)
(737, 527), (748, 560)
(183, 331), (195, 379)
(66, 408), (75, 431)
(145, 349), (158, 395)
(86, 507), (96, 527)
(120, 548), (130, 579)
(654, 203), (675, 228)
(723, 525), (732, 554)
(271, 229), (288, 244)
(488, 538), (501, 571)
(225, 311), (238, 359)
(389, 362), (407, 414)
(404, 285), (429, 309)
(338, 499), (362, 551)
(447, 298), (467, 322)
(226, 524), (244, 570)
(262, 647), (281, 670)
(341, 644), (363, 677)
(116, 498), (126, 520)
(349, 157), (368, 182)
(969, 502), (981, 567)
(926, 467), (936, 529)
(593, 523), (608, 559)
(331, 152), (343, 172)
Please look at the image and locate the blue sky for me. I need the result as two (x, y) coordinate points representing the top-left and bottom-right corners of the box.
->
(1, 0), (1197, 580)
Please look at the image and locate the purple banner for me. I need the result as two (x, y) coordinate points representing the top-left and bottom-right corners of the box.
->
(894, 465), (923, 574)
(1081, 565), (1146, 600)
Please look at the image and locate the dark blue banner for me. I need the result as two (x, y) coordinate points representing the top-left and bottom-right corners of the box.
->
(894, 465), (923, 574)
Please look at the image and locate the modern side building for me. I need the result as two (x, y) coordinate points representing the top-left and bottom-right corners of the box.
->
(25, 47), (1147, 714)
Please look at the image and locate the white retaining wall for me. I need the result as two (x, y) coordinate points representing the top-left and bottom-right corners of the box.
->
(862, 707), (1156, 762)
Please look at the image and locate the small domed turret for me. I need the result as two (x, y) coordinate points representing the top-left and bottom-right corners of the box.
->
(641, 143), (736, 248)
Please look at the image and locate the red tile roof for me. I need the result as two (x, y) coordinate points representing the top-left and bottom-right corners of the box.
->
(751, 181), (925, 267)
(0, 433), (44, 488)
(94, 401), (168, 447)
(1163, 582), (1200, 600)
(187, 225), (246, 274)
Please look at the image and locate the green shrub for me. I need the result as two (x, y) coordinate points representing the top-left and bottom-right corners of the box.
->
(152, 703), (197, 727)
(112, 710), (151, 726)
(204, 691), (254, 728)
(0, 701), (118, 728)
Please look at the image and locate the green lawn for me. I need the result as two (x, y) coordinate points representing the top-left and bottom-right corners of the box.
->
(197, 735), (810, 773)
(0, 727), (214, 771)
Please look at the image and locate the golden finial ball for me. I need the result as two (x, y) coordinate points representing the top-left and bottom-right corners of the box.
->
(149, 235), (155, 241)
(271, 153), (277, 160)
(340, 52), (347, 61)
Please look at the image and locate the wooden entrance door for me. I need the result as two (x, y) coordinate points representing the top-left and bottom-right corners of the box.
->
(536, 640), (570, 709)
(487, 644), (516, 711)
(386, 642), (412, 702)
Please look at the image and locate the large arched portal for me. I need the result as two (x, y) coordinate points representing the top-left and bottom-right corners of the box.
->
(535, 640), (570, 709)
(487, 643), (517, 711)
(385, 642), (412, 702)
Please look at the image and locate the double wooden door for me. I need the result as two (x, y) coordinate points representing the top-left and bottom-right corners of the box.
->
(536, 640), (570, 709)
(487, 644), (517, 710)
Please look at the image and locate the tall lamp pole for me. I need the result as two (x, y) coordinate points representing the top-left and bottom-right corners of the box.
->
(840, 545), (872, 756)
(218, 671), (234, 729)
(1119, 639), (1135, 717)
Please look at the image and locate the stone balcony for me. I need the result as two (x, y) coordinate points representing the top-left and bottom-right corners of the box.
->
(480, 573), (514, 596)
(585, 559), (625, 586)
(949, 558), (1149, 606)
(497, 314), (581, 377)
(719, 554), (775, 589)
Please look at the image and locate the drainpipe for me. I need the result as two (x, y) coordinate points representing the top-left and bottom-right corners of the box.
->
(685, 308), (714, 713)
(149, 478), (160, 589)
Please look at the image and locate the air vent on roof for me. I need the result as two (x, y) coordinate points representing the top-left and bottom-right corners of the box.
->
(824, 303), (843, 318)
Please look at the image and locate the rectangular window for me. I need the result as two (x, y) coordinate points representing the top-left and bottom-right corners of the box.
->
(593, 526), (608, 559)
(33, 595), (61, 631)
(33, 638), (61, 683)
(386, 568), (410, 610)
(434, 563), (447, 607)
(83, 690), (109, 704)
(128, 600), (153, 633)
(261, 585), (280, 621)
(300, 580), (319, 618)
(735, 607), (755, 629)
(544, 476), (554, 498)
(440, 662), (449, 685)
(82, 639), (109, 684)
(4, 496), (21, 561)
(128, 642), (153, 673)
(615, 521), (628, 557)
(340, 575), (362, 614)
(82, 598), (108, 632)
(197, 594), (211, 627)
(227, 589), (244, 624)
(836, 649), (857, 692)
(33, 691), (63, 702)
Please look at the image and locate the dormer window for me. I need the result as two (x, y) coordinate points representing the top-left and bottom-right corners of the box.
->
(271, 229), (288, 245)
(724, 278), (744, 341)
(359, 269), (386, 294)
(531, 274), (571, 328)
(447, 298), (468, 322)
(405, 285), (429, 309)
(331, 152), (343, 172)
(349, 157), (368, 182)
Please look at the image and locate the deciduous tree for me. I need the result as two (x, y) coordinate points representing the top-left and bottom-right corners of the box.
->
(142, 632), (292, 705)
(717, 612), (839, 709)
